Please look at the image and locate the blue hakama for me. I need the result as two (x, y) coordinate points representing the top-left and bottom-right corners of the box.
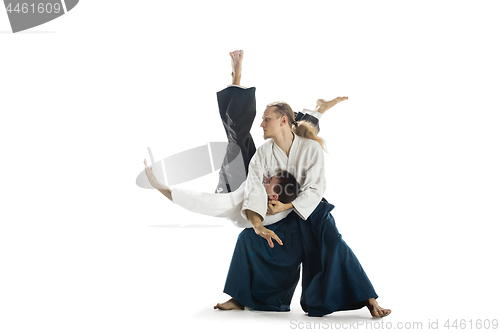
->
(223, 200), (378, 317)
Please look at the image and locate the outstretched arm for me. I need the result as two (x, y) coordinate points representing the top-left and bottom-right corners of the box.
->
(144, 159), (172, 201)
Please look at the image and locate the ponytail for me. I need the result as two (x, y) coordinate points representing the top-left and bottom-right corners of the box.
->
(292, 120), (325, 150)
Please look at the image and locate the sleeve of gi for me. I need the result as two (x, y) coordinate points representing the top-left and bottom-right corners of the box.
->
(292, 141), (326, 220)
(240, 145), (269, 222)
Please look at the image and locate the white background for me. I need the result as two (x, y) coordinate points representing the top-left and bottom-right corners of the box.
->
(1, 1), (499, 332)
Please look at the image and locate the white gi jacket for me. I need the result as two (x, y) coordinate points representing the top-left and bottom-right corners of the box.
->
(241, 134), (326, 222)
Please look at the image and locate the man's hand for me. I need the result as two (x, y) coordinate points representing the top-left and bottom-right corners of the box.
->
(246, 209), (283, 248)
(254, 225), (283, 248)
(144, 159), (166, 190)
(267, 200), (293, 215)
(144, 159), (172, 201)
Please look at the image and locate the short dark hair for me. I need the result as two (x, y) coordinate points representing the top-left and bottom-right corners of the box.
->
(273, 170), (300, 203)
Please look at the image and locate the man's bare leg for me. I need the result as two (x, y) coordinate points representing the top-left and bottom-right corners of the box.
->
(214, 51), (250, 310)
(365, 298), (391, 318)
(315, 96), (348, 114)
(230, 50), (244, 86)
(214, 297), (244, 310)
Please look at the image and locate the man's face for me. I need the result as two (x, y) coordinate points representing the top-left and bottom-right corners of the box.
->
(260, 107), (283, 140)
(263, 176), (280, 200)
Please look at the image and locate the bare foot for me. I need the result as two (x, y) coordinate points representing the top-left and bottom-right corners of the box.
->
(315, 96), (348, 114)
(365, 298), (391, 318)
(214, 297), (244, 310)
(229, 50), (244, 86)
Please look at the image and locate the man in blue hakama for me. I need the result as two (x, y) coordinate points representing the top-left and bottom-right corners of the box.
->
(215, 51), (390, 318)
